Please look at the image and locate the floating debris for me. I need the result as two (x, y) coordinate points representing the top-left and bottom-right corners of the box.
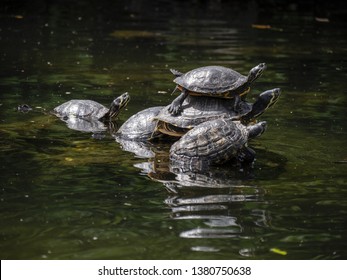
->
(270, 248), (288, 256)
(315, 17), (330, 23)
(251, 24), (283, 31)
(252, 24), (271, 29)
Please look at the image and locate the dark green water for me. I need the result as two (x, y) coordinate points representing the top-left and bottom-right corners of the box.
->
(1, 1), (347, 259)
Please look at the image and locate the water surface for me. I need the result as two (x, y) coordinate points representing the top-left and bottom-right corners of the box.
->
(1, 1), (347, 259)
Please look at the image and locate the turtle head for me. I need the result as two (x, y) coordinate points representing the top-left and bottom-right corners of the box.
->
(248, 121), (267, 139)
(247, 63), (266, 83)
(105, 92), (130, 119)
(241, 88), (281, 123)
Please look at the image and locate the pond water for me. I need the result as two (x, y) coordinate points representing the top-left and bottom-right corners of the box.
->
(1, 1), (347, 260)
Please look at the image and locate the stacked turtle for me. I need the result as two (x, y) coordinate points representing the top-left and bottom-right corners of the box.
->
(115, 63), (280, 170)
(50, 63), (279, 171)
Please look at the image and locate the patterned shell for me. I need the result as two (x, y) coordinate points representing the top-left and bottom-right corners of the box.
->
(156, 95), (251, 129)
(170, 118), (248, 166)
(174, 66), (247, 94)
(116, 106), (164, 140)
(53, 100), (108, 120)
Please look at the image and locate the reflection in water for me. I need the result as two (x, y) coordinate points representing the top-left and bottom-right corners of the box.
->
(118, 137), (279, 252)
(165, 180), (269, 241)
(116, 137), (157, 158)
(1, 0), (347, 260)
(62, 116), (108, 133)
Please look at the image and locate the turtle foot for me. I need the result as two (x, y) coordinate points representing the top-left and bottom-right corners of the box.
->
(168, 102), (181, 116)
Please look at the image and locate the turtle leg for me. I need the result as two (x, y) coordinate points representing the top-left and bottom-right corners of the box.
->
(238, 146), (256, 165)
(233, 95), (241, 112)
(168, 89), (188, 115)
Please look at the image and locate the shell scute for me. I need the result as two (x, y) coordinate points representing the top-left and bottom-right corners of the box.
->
(174, 66), (245, 94)
(53, 100), (108, 120)
(170, 118), (248, 166)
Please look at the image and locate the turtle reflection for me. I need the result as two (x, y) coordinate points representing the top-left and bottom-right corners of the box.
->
(123, 142), (277, 238)
(118, 138), (285, 256)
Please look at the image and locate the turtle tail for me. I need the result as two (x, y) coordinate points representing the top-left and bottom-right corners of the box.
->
(170, 69), (184, 77)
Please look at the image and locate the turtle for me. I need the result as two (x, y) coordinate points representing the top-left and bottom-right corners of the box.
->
(115, 106), (164, 141)
(156, 88), (280, 137)
(169, 119), (268, 172)
(168, 63), (266, 115)
(53, 92), (130, 121)
(115, 88), (279, 141)
(17, 104), (33, 113)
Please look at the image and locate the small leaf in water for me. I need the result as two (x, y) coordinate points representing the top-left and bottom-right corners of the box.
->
(270, 248), (287, 256)
(251, 24), (283, 31)
(252, 24), (271, 29)
(65, 157), (74, 162)
(315, 17), (329, 23)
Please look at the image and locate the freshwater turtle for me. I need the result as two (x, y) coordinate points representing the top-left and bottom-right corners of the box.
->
(232, 88), (280, 124)
(115, 106), (164, 140)
(17, 104), (33, 113)
(170, 119), (267, 171)
(156, 88), (280, 137)
(168, 63), (266, 115)
(53, 92), (130, 121)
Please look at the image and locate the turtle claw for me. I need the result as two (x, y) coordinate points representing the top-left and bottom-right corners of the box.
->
(168, 90), (188, 116)
(168, 102), (181, 116)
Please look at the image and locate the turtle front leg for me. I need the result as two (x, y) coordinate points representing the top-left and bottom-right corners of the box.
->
(168, 89), (188, 115)
(238, 146), (256, 165)
(233, 95), (241, 112)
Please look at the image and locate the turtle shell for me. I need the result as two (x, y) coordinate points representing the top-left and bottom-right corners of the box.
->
(53, 100), (108, 120)
(116, 106), (164, 140)
(170, 119), (248, 167)
(174, 66), (247, 97)
(155, 95), (251, 137)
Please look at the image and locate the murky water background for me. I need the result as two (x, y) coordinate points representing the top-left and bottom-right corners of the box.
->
(1, 1), (347, 259)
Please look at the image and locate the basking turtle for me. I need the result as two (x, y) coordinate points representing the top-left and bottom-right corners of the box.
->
(156, 88), (280, 137)
(232, 88), (280, 124)
(170, 119), (267, 171)
(53, 92), (130, 121)
(17, 104), (33, 113)
(168, 63), (266, 115)
(115, 106), (164, 140)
